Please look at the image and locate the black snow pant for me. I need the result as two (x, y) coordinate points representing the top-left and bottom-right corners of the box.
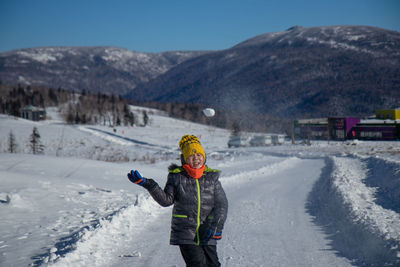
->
(179, 244), (221, 267)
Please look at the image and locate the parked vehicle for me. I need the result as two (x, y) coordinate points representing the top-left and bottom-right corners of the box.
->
(271, 134), (285, 145)
(228, 135), (251, 148)
(250, 135), (272, 146)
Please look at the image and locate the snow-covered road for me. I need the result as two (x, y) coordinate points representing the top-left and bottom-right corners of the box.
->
(220, 157), (352, 267)
(38, 155), (354, 267)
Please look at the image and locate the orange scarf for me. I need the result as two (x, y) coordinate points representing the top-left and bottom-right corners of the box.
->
(183, 164), (205, 179)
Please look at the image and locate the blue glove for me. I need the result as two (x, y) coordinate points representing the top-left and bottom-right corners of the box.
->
(127, 170), (147, 185)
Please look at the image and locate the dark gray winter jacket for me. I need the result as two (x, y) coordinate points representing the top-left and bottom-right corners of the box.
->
(143, 165), (228, 246)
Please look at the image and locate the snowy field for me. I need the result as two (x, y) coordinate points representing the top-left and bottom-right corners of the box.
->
(1, 107), (400, 267)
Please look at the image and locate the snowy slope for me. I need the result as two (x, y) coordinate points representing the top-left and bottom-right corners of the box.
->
(0, 47), (208, 95)
(1, 109), (400, 266)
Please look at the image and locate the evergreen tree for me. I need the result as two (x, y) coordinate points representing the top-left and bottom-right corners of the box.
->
(39, 93), (44, 107)
(48, 88), (58, 105)
(231, 121), (241, 136)
(142, 110), (149, 126)
(81, 113), (87, 124)
(67, 112), (74, 124)
(126, 112), (136, 126)
(10, 99), (21, 117)
(30, 127), (44, 154)
(75, 112), (81, 124)
(63, 104), (75, 124)
(8, 130), (17, 153)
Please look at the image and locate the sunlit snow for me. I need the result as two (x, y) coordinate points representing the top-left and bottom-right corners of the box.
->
(1, 107), (399, 266)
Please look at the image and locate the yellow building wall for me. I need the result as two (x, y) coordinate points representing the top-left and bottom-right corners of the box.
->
(376, 109), (400, 120)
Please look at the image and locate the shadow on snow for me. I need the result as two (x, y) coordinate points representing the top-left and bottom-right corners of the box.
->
(306, 157), (400, 266)
(363, 157), (400, 214)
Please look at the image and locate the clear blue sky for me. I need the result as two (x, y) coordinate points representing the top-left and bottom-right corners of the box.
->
(1, 0), (399, 53)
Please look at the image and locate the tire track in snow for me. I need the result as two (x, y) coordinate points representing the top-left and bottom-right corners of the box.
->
(4, 159), (26, 171)
(62, 161), (86, 179)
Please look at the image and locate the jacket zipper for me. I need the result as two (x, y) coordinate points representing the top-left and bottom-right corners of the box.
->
(195, 179), (201, 245)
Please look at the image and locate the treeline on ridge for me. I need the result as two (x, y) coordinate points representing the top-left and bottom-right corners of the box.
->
(0, 84), (137, 126)
(0, 83), (291, 134)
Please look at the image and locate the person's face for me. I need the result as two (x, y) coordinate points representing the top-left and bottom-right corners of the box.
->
(186, 153), (205, 169)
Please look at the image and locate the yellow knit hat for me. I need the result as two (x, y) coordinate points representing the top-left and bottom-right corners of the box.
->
(179, 135), (206, 162)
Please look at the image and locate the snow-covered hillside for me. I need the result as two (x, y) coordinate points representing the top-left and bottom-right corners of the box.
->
(1, 108), (400, 266)
(0, 47), (207, 96)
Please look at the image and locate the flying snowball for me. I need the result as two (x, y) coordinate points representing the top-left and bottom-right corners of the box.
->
(203, 108), (215, 117)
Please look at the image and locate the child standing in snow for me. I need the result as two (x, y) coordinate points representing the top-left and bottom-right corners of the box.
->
(127, 135), (228, 267)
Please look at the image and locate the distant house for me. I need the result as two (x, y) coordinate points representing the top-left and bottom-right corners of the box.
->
(294, 118), (329, 140)
(294, 112), (400, 141)
(294, 117), (361, 140)
(327, 117), (361, 140)
(20, 105), (46, 121)
(376, 109), (400, 120)
(352, 120), (400, 140)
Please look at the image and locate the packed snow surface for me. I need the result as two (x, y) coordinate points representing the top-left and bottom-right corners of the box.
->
(1, 108), (400, 266)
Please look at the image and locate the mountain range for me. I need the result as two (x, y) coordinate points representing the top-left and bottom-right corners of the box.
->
(0, 46), (207, 96)
(1, 25), (399, 119)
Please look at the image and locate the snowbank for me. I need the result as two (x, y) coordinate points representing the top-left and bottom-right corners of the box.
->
(50, 193), (167, 267)
(307, 156), (400, 266)
(332, 157), (400, 244)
